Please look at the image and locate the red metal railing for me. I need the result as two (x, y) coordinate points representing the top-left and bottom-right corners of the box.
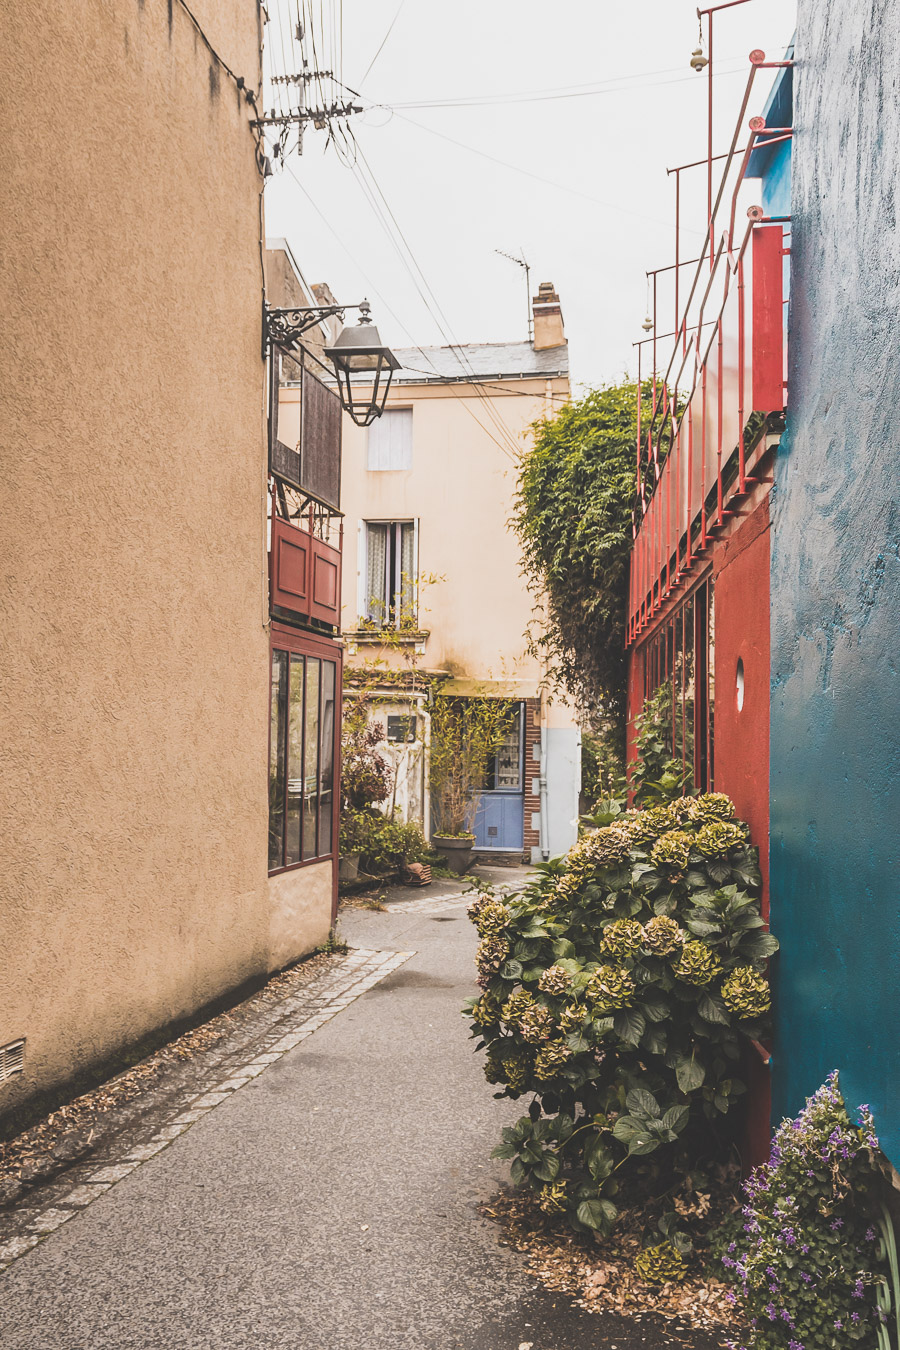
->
(627, 51), (792, 644)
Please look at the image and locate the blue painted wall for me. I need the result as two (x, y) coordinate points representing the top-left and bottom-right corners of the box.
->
(770, 0), (900, 1160)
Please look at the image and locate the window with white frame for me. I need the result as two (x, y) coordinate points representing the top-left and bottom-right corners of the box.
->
(361, 520), (417, 628)
(366, 408), (412, 471)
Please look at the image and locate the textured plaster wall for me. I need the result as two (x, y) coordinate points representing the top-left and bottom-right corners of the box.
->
(0, 0), (283, 1115)
(770, 0), (900, 1160)
(267, 863), (333, 973)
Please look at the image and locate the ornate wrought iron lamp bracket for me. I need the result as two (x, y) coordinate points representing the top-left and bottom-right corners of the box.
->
(264, 303), (353, 354)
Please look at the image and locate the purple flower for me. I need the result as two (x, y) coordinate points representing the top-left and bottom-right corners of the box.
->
(853, 1279), (865, 1298)
(800, 1272), (812, 1283)
(830, 1218), (843, 1230)
(866, 1226), (876, 1242)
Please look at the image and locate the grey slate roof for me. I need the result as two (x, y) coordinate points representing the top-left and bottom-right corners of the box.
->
(388, 340), (568, 384)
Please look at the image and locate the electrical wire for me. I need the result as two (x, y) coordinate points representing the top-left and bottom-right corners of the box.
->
(282, 164), (536, 463)
(347, 130), (528, 459)
(359, 0), (408, 89)
(382, 104), (707, 238)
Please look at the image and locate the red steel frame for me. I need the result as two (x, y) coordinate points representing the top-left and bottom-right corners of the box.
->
(628, 43), (792, 645)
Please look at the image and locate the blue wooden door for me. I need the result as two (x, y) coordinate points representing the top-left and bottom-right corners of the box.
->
(472, 704), (525, 851)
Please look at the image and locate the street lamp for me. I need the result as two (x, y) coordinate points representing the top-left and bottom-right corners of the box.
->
(264, 298), (399, 427)
(325, 302), (400, 427)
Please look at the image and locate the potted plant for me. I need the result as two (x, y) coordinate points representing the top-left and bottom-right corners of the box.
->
(429, 696), (511, 874)
(339, 694), (394, 880)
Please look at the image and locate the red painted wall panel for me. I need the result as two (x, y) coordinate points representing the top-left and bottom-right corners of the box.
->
(711, 496), (771, 916)
(711, 495), (771, 1169)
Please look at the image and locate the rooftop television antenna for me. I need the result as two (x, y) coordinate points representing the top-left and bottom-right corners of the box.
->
(495, 248), (532, 343)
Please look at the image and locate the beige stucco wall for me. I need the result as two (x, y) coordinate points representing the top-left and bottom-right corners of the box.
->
(267, 863), (333, 972)
(340, 376), (572, 686)
(0, 1), (330, 1120)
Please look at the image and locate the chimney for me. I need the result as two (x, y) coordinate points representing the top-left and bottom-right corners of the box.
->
(532, 281), (565, 351)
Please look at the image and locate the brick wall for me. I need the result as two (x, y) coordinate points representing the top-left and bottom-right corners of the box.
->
(523, 697), (541, 857)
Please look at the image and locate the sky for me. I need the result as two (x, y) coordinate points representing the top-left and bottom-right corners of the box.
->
(263, 0), (797, 391)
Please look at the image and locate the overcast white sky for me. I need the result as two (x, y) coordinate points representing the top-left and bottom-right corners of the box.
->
(263, 0), (796, 390)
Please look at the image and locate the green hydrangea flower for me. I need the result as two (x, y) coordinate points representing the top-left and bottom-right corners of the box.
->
(586, 964), (635, 1012)
(483, 1046), (504, 1084)
(682, 792), (736, 825)
(558, 1003), (585, 1035)
(634, 1242), (688, 1284)
(551, 872), (583, 907)
(676, 940), (722, 986)
(599, 918), (644, 960)
(642, 915), (684, 956)
(501, 1048), (533, 1092)
(642, 803), (679, 836)
(538, 1180), (568, 1215)
(470, 992), (502, 1028)
(534, 1040), (573, 1081)
(538, 964), (572, 996)
(650, 829), (694, 871)
(564, 825), (633, 879)
(621, 810), (660, 845)
(721, 964), (771, 1019)
(518, 1004), (556, 1044)
(502, 988), (536, 1026)
(476, 934), (509, 980)
(472, 898), (510, 939)
(693, 820), (745, 857)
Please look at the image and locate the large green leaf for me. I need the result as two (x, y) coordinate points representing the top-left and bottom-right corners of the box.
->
(741, 932), (780, 959)
(613, 1008), (646, 1046)
(659, 1103), (690, 1134)
(625, 1087), (660, 1118)
(697, 992), (730, 1025)
(576, 1198), (618, 1232)
(675, 1053), (706, 1093)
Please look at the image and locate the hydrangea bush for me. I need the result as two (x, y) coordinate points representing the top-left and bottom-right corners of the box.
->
(724, 1072), (890, 1349)
(464, 792), (777, 1243)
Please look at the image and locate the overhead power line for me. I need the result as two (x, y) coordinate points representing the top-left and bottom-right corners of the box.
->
(283, 164), (535, 464)
(359, 0), (408, 88)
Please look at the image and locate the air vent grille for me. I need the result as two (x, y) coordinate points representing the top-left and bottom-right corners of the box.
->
(0, 1039), (25, 1084)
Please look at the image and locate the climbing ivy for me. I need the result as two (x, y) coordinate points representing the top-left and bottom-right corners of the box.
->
(514, 380), (647, 739)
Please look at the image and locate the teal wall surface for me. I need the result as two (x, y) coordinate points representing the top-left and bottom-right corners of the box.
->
(770, 1), (900, 1160)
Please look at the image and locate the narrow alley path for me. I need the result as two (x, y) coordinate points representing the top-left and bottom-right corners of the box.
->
(0, 875), (728, 1349)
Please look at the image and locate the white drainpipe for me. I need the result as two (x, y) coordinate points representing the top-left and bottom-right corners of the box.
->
(539, 698), (550, 861)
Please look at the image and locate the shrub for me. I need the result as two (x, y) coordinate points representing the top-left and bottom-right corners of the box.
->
(464, 792), (777, 1239)
(724, 1072), (890, 1349)
(339, 808), (427, 875)
(341, 696), (393, 810)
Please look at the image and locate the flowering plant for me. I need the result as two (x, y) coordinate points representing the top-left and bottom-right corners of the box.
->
(464, 791), (777, 1238)
(724, 1072), (889, 1348)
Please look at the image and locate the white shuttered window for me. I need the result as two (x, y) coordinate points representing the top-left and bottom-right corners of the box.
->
(367, 408), (412, 471)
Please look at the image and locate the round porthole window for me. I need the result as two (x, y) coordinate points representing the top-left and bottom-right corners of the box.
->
(736, 657), (745, 712)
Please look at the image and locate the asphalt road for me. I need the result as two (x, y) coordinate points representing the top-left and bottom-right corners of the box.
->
(0, 874), (726, 1349)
